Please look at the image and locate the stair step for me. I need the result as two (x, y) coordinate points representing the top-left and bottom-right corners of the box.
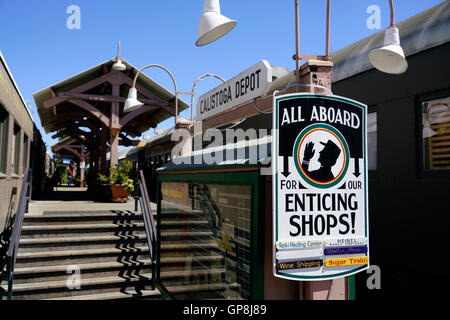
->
(161, 254), (223, 264)
(20, 234), (148, 245)
(23, 212), (146, 225)
(1, 274), (152, 293)
(161, 209), (203, 215)
(24, 212), (143, 219)
(22, 223), (145, 231)
(166, 282), (241, 293)
(44, 289), (161, 300)
(161, 243), (219, 250)
(17, 246), (150, 260)
(13, 260), (153, 276)
(161, 231), (213, 238)
(161, 268), (225, 279)
(161, 220), (209, 226)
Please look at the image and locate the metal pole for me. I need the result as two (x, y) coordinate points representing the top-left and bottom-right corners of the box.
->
(295, 0), (301, 83)
(131, 64), (179, 126)
(389, 0), (395, 27)
(190, 73), (226, 122)
(325, 0), (331, 59)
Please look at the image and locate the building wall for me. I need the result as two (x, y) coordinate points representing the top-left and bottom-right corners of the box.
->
(331, 42), (450, 298)
(0, 54), (34, 231)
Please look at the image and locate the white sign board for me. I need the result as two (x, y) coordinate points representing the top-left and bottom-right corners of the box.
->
(196, 60), (272, 121)
(273, 93), (370, 281)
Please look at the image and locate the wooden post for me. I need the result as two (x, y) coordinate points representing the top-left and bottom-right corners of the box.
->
(80, 144), (85, 187)
(109, 85), (121, 168)
(100, 126), (108, 174)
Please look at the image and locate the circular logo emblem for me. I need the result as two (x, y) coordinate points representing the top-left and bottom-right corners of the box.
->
(293, 124), (349, 189)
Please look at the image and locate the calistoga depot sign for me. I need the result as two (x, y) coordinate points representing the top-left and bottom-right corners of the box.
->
(272, 93), (369, 280)
(196, 60), (272, 121)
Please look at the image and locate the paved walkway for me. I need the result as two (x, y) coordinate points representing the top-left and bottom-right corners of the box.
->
(29, 186), (156, 215)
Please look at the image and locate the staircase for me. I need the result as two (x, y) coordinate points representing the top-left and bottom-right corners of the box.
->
(158, 206), (243, 300)
(0, 210), (160, 300)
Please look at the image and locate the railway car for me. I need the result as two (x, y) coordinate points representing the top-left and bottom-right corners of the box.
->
(0, 50), (47, 264)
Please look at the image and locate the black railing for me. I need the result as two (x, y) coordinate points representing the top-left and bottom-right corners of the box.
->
(0, 187), (17, 274)
(5, 168), (32, 300)
(137, 170), (157, 290)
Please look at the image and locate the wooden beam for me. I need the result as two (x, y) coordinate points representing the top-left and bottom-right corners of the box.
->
(43, 72), (126, 109)
(57, 92), (168, 107)
(121, 126), (141, 137)
(49, 112), (91, 123)
(68, 99), (110, 127)
(52, 119), (100, 132)
(119, 105), (159, 127)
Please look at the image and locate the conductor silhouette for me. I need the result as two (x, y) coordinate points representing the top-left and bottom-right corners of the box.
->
(302, 140), (341, 182)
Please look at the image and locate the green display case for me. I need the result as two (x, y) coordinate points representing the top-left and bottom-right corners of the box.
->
(156, 168), (264, 300)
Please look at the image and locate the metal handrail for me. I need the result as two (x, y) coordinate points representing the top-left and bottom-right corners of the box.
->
(137, 170), (157, 290)
(5, 168), (32, 300)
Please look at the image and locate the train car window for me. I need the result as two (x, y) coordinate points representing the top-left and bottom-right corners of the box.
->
(0, 104), (9, 175)
(421, 96), (450, 170)
(23, 134), (29, 173)
(11, 123), (20, 175)
(368, 112), (377, 171)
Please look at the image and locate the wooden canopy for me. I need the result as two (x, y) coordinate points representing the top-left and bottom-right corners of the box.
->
(33, 57), (189, 177)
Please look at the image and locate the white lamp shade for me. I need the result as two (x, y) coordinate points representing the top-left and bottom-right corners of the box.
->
(112, 59), (126, 71)
(123, 88), (144, 113)
(196, 0), (236, 46)
(369, 27), (408, 74)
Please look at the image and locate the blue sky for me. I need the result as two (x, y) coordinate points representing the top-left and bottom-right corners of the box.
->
(0, 0), (444, 154)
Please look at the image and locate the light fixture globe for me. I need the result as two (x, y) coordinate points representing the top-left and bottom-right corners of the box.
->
(112, 58), (127, 71)
(369, 27), (408, 74)
(123, 88), (144, 113)
(196, 0), (236, 46)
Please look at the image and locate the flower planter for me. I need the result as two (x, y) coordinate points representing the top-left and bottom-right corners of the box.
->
(110, 184), (129, 203)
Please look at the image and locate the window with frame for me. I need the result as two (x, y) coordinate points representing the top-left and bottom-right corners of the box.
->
(0, 104), (9, 174)
(11, 123), (20, 175)
(23, 133), (29, 173)
(421, 96), (450, 170)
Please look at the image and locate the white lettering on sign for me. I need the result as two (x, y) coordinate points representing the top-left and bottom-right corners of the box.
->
(273, 93), (370, 281)
(196, 60), (272, 121)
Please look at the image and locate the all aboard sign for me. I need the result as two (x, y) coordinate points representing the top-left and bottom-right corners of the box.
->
(196, 60), (272, 121)
(272, 93), (370, 280)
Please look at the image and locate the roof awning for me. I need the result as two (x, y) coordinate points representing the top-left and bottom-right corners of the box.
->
(33, 58), (189, 139)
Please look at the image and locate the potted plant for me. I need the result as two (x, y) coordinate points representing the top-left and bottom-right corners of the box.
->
(98, 161), (134, 202)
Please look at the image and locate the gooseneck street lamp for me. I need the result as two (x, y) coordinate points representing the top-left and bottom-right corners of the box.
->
(299, 0), (407, 77)
(124, 64), (181, 126)
(293, 0), (407, 78)
(196, 0), (237, 46)
(112, 42), (127, 72)
(189, 73), (226, 122)
(124, 63), (226, 127)
(197, 1), (407, 76)
(367, 1), (408, 74)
